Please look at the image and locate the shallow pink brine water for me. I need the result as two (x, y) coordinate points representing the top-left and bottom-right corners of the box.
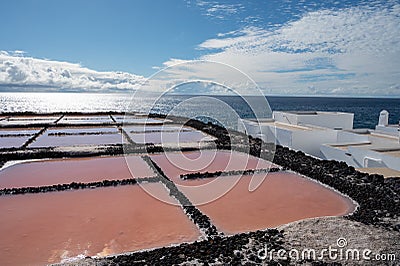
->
(0, 128), (41, 135)
(0, 184), (200, 266)
(0, 128), (41, 149)
(60, 115), (113, 124)
(46, 126), (119, 134)
(0, 156), (155, 189)
(0, 136), (29, 149)
(178, 172), (356, 234)
(29, 132), (123, 147)
(123, 124), (193, 133)
(128, 131), (213, 144)
(0, 116), (60, 125)
(150, 150), (275, 184)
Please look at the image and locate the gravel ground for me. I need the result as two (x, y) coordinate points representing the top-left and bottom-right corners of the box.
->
(278, 216), (399, 265)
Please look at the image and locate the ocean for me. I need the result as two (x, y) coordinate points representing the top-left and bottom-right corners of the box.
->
(0, 92), (399, 129)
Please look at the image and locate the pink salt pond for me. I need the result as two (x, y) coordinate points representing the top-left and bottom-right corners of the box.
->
(114, 115), (168, 124)
(46, 126), (119, 134)
(123, 124), (193, 133)
(0, 184), (200, 266)
(0, 136), (27, 149)
(150, 150), (274, 184)
(0, 136), (28, 149)
(0, 128), (41, 136)
(128, 130), (214, 144)
(0, 156), (155, 189)
(178, 172), (356, 234)
(0, 116), (60, 125)
(29, 126), (123, 147)
(59, 115), (113, 124)
(0, 128), (41, 149)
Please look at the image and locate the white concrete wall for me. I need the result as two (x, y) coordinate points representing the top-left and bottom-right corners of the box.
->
(238, 120), (259, 135)
(238, 119), (277, 144)
(274, 127), (293, 147)
(320, 144), (362, 167)
(273, 112), (298, 125)
(381, 153), (400, 171)
(337, 131), (369, 143)
(297, 113), (354, 130)
(237, 119), (247, 133)
(273, 111), (354, 130)
(375, 125), (399, 137)
(349, 147), (387, 168)
(259, 125), (277, 144)
(291, 130), (338, 157)
(321, 143), (400, 170)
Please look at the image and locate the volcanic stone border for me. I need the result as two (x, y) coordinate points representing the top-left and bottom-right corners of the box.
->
(385, 177), (400, 197)
(83, 229), (287, 265)
(0, 177), (165, 196)
(129, 128), (193, 134)
(0, 144), (205, 164)
(48, 131), (119, 136)
(179, 167), (282, 180)
(21, 127), (47, 148)
(0, 133), (33, 138)
(141, 155), (220, 238)
(119, 125), (135, 145)
(54, 114), (65, 124)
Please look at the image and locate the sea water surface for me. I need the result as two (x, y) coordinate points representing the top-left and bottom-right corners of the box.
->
(1, 92), (399, 128)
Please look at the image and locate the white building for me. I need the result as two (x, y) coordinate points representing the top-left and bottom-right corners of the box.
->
(239, 110), (400, 177)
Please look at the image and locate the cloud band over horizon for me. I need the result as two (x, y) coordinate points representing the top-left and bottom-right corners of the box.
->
(0, 51), (145, 93)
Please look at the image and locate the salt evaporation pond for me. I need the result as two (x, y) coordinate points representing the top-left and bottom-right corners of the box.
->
(0, 116), (60, 125)
(124, 124), (193, 133)
(0, 184), (200, 266)
(0, 155), (155, 189)
(59, 115), (113, 124)
(150, 150), (355, 233)
(29, 127), (123, 147)
(114, 115), (166, 124)
(46, 126), (119, 134)
(177, 172), (356, 234)
(128, 130), (214, 144)
(0, 128), (41, 148)
(150, 150), (274, 184)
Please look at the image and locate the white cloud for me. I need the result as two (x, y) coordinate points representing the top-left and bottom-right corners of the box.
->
(191, 0), (244, 20)
(198, 3), (400, 54)
(0, 51), (145, 92)
(165, 1), (400, 97)
(161, 58), (193, 68)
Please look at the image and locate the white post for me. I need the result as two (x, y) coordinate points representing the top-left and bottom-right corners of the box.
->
(378, 110), (389, 127)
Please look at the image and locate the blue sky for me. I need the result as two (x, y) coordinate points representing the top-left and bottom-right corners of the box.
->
(0, 0), (399, 96)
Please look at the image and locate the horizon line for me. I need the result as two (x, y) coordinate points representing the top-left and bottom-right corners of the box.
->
(0, 91), (400, 99)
